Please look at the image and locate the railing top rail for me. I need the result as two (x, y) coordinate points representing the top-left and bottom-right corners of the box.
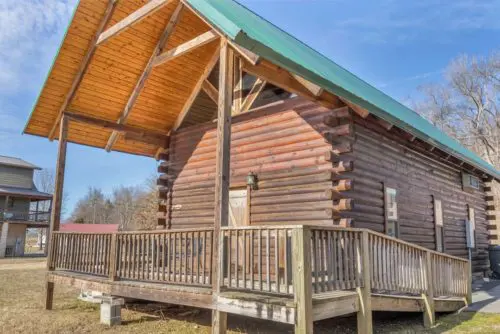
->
(308, 225), (468, 263)
(53, 227), (215, 235)
(221, 225), (300, 230)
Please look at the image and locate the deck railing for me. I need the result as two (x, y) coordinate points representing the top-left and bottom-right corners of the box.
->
(221, 226), (294, 295)
(50, 232), (112, 276)
(115, 229), (213, 286)
(48, 225), (470, 300)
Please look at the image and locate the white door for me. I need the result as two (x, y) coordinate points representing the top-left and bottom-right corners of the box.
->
(228, 189), (248, 226)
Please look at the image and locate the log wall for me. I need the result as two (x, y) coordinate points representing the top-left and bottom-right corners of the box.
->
(157, 97), (354, 229)
(157, 97), (491, 277)
(349, 115), (489, 277)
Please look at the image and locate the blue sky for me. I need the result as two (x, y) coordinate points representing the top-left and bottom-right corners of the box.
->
(0, 0), (499, 217)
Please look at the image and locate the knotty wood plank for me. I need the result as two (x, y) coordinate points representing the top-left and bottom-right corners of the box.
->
(48, 0), (118, 140)
(105, 2), (184, 151)
(97, 0), (173, 46)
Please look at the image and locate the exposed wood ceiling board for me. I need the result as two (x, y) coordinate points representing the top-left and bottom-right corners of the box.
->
(47, 0), (118, 140)
(105, 2), (185, 152)
(172, 42), (221, 130)
(152, 30), (218, 67)
(96, 0), (174, 46)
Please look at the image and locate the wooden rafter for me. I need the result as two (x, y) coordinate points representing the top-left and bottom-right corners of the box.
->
(239, 78), (266, 114)
(202, 79), (218, 103)
(65, 112), (170, 148)
(341, 98), (370, 118)
(97, 0), (173, 46)
(241, 59), (341, 110)
(48, 0), (118, 140)
(152, 30), (219, 67)
(173, 45), (221, 130)
(105, 1), (184, 152)
(233, 56), (243, 113)
(292, 74), (323, 96)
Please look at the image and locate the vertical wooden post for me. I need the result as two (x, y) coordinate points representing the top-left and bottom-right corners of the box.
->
(357, 230), (373, 334)
(45, 114), (68, 310)
(422, 251), (435, 328)
(292, 226), (313, 334)
(466, 258), (473, 304)
(109, 233), (118, 281)
(212, 39), (234, 334)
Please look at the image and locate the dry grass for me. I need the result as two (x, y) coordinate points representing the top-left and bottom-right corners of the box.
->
(1, 258), (500, 333)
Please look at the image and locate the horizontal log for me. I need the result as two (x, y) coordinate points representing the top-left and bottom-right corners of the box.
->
(322, 123), (353, 138)
(334, 198), (354, 211)
(158, 152), (169, 161)
(486, 205), (496, 211)
(157, 164), (168, 174)
(250, 201), (336, 214)
(251, 190), (333, 206)
(337, 218), (354, 227)
(256, 171), (334, 189)
(251, 209), (335, 222)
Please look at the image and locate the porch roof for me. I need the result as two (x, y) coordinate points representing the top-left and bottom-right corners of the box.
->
(22, 0), (500, 179)
(0, 186), (53, 200)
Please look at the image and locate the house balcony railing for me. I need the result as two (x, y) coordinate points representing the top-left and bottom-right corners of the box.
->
(0, 210), (51, 223)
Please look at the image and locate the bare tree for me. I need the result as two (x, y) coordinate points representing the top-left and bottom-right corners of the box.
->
(415, 53), (500, 168)
(34, 168), (69, 216)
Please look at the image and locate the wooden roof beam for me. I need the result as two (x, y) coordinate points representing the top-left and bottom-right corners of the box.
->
(152, 30), (219, 67)
(202, 79), (218, 104)
(241, 59), (341, 110)
(48, 0), (118, 140)
(105, 1), (184, 152)
(97, 0), (174, 46)
(64, 112), (170, 148)
(239, 78), (266, 114)
(292, 74), (323, 96)
(173, 44), (221, 130)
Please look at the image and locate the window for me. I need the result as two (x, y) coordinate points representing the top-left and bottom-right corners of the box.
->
(462, 173), (480, 191)
(433, 197), (445, 252)
(384, 186), (399, 237)
(466, 205), (476, 249)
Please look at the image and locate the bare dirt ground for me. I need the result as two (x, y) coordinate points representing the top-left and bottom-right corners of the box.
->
(0, 258), (499, 333)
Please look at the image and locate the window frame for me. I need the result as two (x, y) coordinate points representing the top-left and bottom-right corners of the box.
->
(433, 196), (445, 253)
(383, 183), (399, 238)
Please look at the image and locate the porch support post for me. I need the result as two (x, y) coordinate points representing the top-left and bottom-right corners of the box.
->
(45, 114), (69, 310)
(357, 230), (373, 334)
(292, 226), (313, 334)
(422, 250), (435, 328)
(211, 39), (234, 334)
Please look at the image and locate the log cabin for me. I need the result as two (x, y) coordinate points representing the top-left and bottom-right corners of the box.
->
(22, 0), (500, 333)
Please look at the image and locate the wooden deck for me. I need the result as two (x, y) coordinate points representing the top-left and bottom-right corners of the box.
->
(45, 225), (471, 333)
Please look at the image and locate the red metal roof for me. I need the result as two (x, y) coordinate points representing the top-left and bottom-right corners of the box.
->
(60, 223), (119, 233)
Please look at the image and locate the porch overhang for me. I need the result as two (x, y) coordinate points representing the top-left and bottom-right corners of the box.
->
(23, 0), (500, 180)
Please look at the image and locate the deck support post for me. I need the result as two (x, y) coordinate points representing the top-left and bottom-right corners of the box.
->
(45, 114), (68, 309)
(292, 226), (313, 334)
(357, 230), (373, 334)
(211, 39), (234, 334)
(422, 251), (435, 328)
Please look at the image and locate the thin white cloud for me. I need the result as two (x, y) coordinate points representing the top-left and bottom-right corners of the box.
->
(329, 0), (500, 45)
(0, 0), (76, 93)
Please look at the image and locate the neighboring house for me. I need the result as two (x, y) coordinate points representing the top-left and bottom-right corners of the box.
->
(0, 156), (52, 257)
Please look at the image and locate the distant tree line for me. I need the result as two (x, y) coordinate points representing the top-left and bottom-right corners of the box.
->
(69, 176), (158, 231)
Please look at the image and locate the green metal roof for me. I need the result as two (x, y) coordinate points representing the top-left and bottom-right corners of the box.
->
(187, 0), (500, 180)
